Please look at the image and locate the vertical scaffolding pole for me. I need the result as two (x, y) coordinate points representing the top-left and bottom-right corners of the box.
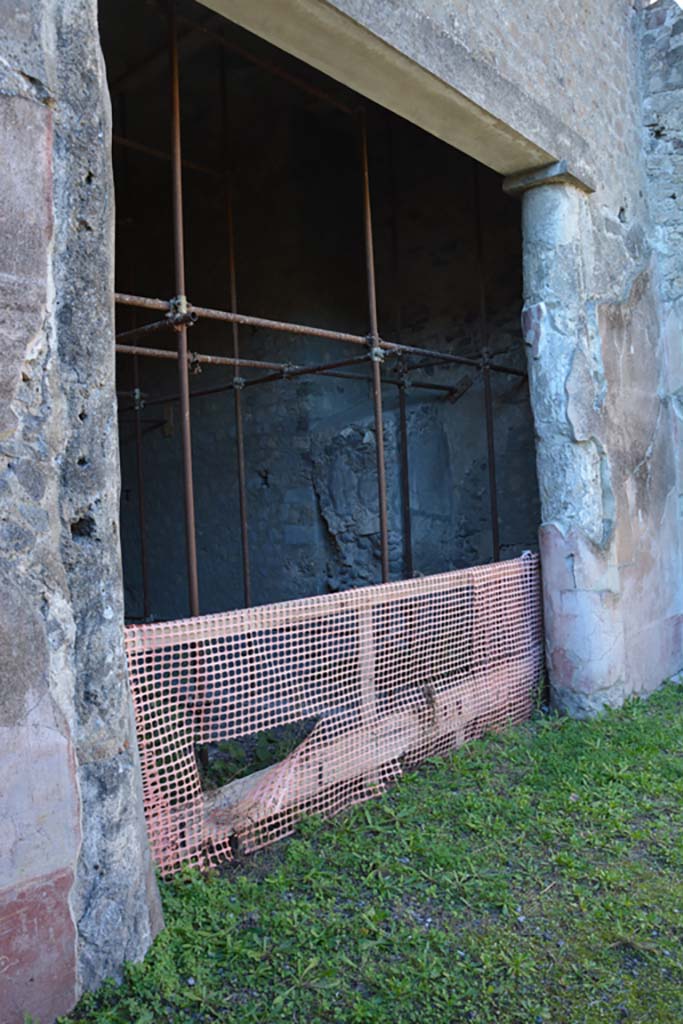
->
(387, 116), (413, 579)
(473, 165), (501, 563)
(132, 355), (152, 620)
(169, 3), (200, 615)
(482, 360), (500, 560)
(397, 378), (414, 579)
(119, 95), (153, 619)
(220, 53), (252, 607)
(360, 110), (390, 583)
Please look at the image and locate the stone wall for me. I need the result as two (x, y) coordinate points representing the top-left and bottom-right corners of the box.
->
(204, 0), (683, 714)
(0, 3), (161, 1022)
(642, 0), (683, 545)
(2, 0), (683, 1018)
(180, 0), (683, 714)
(514, 0), (683, 714)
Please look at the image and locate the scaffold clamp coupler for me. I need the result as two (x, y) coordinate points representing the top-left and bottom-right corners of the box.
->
(167, 295), (191, 324)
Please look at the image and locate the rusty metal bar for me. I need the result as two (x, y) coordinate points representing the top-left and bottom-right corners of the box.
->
(360, 111), (389, 583)
(273, 369), (474, 396)
(117, 319), (170, 343)
(411, 354), (525, 377)
(473, 164), (500, 563)
(130, 360), (472, 413)
(249, 366), (477, 398)
(233, 377), (251, 608)
(487, 360), (526, 378)
(113, 3), (354, 115)
(379, 337), (473, 370)
(397, 381), (414, 579)
(116, 343), (331, 373)
(169, 3), (200, 616)
(115, 292), (367, 345)
(114, 292), (524, 377)
(387, 115), (413, 581)
(381, 337), (524, 377)
(116, 98), (152, 620)
(483, 360), (500, 562)
(115, 292), (171, 312)
(190, 302), (369, 347)
(113, 134), (221, 179)
(114, 313), (520, 384)
(116, 318), (185, 344)
(220, 51), (251, 609)
(242, 353), (371, 390)
(179, 15), (356, 116)
(132, 357), (152, 620)
(112, 11), (209, 95)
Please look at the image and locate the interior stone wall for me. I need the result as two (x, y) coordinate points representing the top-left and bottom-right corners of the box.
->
(0, 3), (161, 1022)
(112, 85), (539, 621)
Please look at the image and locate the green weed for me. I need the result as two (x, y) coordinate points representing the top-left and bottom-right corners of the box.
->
(62, 682), (683, 1024)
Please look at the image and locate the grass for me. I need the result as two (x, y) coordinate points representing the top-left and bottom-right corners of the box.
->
(63, 683), (683, 1024)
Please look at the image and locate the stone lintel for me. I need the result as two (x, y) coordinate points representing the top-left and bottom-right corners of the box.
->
(503, 160), (596, 196)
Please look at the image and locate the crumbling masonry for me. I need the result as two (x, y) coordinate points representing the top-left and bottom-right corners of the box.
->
(1, 1), (682, 1021)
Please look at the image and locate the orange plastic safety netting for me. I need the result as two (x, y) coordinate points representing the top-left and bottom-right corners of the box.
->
(125, 553), (543, 874)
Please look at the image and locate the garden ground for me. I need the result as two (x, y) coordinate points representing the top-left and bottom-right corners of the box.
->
(63, 683), (683, 1024)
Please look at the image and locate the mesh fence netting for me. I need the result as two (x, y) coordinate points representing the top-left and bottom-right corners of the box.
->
(125, 553), (543, 874)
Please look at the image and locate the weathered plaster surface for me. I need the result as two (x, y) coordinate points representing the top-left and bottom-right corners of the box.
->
(521, 141), (682, 715)
(0, 869), (77, 1024)
(0, 1), (160, 1021)
(210, 0), (642, 193)
(635, 0), (683, 697)
(0, 96), (50, 440)
(206, 0), (683, 714)
(521, 184), (626, 715)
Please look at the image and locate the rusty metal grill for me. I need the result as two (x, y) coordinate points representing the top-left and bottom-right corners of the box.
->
(114, 5), (528, 620)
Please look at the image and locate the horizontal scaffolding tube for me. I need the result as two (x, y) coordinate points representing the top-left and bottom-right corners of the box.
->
(116, 292), (172, 312)
(115, 292), (366, 346)
(242, 353), (370, 389)
(116, 343), (292, 372)
(179, 16), (356, 116)
(380, 338), (525, 378)
(191, 302), (370, 348)
(315, 371), (475, 398)
(121, 369), (475, 415)
(116, 319), (176, 344)
(117, 345), (379, 380)
(115, 293), (526, 378)
(113, 134), (222, 179)
(123, 354), (373, 410)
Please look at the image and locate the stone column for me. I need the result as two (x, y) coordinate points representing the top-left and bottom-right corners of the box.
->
(0, 3), (162, 1021)
(506, 169), (628, 716)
